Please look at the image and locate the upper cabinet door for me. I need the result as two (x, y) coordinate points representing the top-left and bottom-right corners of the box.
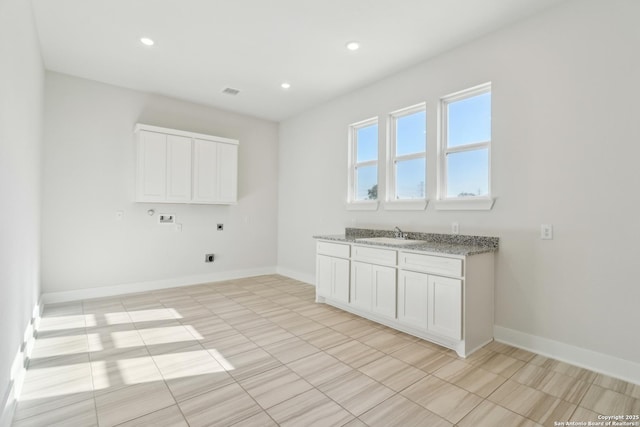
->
(166, 135), (192, 202)
(136, 130), (167, 202)
(192, 138), (218, 203)
(216, 142), (238, 204)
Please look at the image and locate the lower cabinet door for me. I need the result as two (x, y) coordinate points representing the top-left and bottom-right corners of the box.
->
(316, 255), (333, 298)
(350, 261), (373, 310)
(371, 265), (397, 319)
(397, 270), (429, 330)
(332, 257), (350, 304)
(427, 275), (462, 340)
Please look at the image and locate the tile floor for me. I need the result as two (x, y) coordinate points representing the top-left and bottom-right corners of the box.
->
(12, 275), (640, 427)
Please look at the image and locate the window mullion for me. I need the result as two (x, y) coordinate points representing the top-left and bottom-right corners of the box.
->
(445, 141), (489, 155)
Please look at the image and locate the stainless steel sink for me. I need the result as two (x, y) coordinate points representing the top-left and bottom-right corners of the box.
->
(355, 237), (425, 246)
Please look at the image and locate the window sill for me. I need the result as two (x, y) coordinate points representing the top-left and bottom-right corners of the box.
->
(384, 200), (428, 211)
(346, 201), (380, 211)
(434, 198), (495, 211)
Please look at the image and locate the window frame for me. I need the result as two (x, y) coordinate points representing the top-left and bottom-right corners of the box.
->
(347, 117), (379, 210)
(386, 103), (428, 211)
(436, 82), (494, 211)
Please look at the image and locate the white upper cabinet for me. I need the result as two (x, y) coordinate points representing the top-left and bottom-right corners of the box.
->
(166, 135), (192, 202)
(136, 130), (167, 201)
(135, 124), (239, 204)
(192, 138), (238, 204)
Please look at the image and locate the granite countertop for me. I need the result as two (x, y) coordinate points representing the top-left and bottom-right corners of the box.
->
(313, 228), (498, 256)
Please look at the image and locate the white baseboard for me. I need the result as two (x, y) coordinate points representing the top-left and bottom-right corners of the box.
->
(276, 267), (315, 286)
(494, 325), (640, 386)
(1, 300), (41, 427)
(41, 267), (278, 304)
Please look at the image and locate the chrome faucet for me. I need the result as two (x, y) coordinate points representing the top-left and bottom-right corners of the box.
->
(394, 226), (405, 239)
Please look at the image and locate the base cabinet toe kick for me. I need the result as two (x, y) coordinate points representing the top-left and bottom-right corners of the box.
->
(314, 239), (495, 357)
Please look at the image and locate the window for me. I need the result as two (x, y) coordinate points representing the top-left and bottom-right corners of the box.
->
(388, 104), (426, 205)
(348, 118), (379, 207)
(438, 83), (493, 210)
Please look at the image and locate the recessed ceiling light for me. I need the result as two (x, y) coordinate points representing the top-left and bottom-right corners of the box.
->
(140, 37), (155, 46)
(281, 82), (291, 89)
(346, 41), (360, 51)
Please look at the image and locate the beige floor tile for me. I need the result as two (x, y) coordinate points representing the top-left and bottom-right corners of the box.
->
(472, 352), (526, 377)
(592, 373), (640, 399)
(433, 359), (506, 397)
(457, 400), (542, 427)
(330, 318), (379, 339)
(262, 336), (320, 364)
(152, 346), (234, 401)
(114, 404), (188, 427)
(318, 370), (395, 416)
(230, 411), (278, 426)
(242, 323), (296, 346)
(299, 327), (351, 350)
(569, 406), (605, 422)
(222, 347), (282, 381)
(484, 341), (536, 362)
(137, 324), (203, 347)
(12, 397), (97, 427)
(127, 307), (183, 323)
(580, 383), (640, 415)
(201, 330), (259, 357)
(87, 324), (146, 355)
(358, 355), (428, 392)
(360, 394), (452, 427)
(95, 381), (176, 427)
(401, 375), (483, 423)
(511, 363), (590, 404)
(19, 360), (94, 402)
(178, 382), (263, 427)
(238, 365), (313, 409)
(287, 351), (354, 387)
(91, 349), (163, 395)
(391, 342), (454, 373)
(37, 313), (89, 332)
(267, 388), (354, 426)
(359, 329), (414, 354)
(42, 301), (84, 316)
(325, 340), (385, 368)
(30, 333), (89, 359)
(488, 379), (576, 424)
(528, 355), (598, 382)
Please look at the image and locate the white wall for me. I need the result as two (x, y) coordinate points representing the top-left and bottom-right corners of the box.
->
(278, 0), (640, 369)
(42, 72), (279, 295)
(0, 0), (44, 421)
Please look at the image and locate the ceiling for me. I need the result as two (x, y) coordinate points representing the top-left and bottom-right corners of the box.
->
(31, 0), (568, 121)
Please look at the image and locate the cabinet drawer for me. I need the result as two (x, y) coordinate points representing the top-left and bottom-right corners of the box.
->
(353, 245), (397, 266)
(317, 241), (350, 258)
(398, 252), (462, 277)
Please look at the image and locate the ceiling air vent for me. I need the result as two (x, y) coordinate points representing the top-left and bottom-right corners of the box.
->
(222, 87), (240, 96)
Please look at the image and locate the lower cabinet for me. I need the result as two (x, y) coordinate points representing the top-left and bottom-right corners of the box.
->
(315, 239), (495, 357)
(351, 261), (396, 319)
(397, 270), (429, 330)
(397, 270), (462, 340)
(316, 255), (350, 304)
(428, 275), (462, 340)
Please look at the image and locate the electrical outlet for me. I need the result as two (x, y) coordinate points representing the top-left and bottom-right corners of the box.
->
(217, 224), (224, 231)
(451, 222), (459, 235)
(159, 214), (175, 224)
(205, 254), (215, 263)
(541, 224), (553, 240)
